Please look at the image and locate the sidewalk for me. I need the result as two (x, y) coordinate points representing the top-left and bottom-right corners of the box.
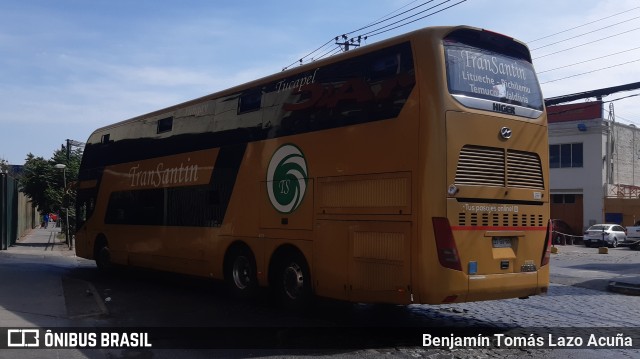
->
(9, 225), (75, 256)
(0, 227), (106, 328)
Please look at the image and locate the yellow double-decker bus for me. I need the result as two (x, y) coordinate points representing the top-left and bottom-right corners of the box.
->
(75, 25), (550, 307)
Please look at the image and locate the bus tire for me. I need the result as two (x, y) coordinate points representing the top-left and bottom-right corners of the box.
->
(94, 237), (112, 273)
(224, 245), (258, 299)
(273, 251), (311, 310)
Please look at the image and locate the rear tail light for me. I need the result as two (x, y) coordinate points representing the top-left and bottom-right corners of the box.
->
(541, 219), (552, 266)
(432, 217), (462, 271)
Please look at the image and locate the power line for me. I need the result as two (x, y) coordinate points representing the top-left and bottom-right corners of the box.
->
(610, 111), (640, 126)
(531, 15), (640, 51)
(359, 0), (466, 39)
(345, 0), (440, 37)
(282, 38), (335, 71)
(335, 0), (463, 52)
(364, 0), (422, 28)
(605, 97), (640, 126)
(534, 27), (640, 59)
(537, 46), (640, 74)
(282, 0), (468, 70)
(531, 8), (640, 107)
(283, 1), (437, 71)
(528, 6), (640, 43)
(541, 59), (640, 84)
(314, 45), (342, 62)
(608, 93), (640, 103)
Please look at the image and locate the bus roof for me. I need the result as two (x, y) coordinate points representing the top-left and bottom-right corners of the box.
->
(87, 25), (531, 142)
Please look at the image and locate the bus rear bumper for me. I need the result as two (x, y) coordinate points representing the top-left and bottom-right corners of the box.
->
(466, 271), (548, 302)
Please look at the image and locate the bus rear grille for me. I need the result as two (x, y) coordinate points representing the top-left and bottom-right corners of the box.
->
(455, 145), (544, 190)
(506, 149), (545, 189)
(458, 212), (544, 227)
(455, 146), (505, 186)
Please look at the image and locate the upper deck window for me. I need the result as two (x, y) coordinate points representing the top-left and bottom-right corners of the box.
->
(157, 117), (173, 134)
(444, 29), (544, 119)
(238, 91), (262, 114)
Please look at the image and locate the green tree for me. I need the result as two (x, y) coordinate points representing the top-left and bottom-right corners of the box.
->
(18, 147), (82, 225)
(0, 158), (8, 173)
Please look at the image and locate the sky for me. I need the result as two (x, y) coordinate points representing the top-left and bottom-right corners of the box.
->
(1, 0), (639, 164)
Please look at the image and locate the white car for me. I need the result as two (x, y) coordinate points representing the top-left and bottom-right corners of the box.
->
(625, 221), (640, 241)
(583, 224), (627, 248)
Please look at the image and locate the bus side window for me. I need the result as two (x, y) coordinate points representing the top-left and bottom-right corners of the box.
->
(165, 185), (222, 227)
(238, 91), (262, 114)
(105, 191), (132, 225)
(208, 189), (220, 205)
(157, 117), (173, 134)
(105, 189), (164, 226)
(369, 53), (400, 81)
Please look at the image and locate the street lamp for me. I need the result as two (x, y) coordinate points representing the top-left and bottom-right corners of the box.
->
(54, 163), (71, 250)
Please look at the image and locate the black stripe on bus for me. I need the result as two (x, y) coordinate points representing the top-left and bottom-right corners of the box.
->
(100, 144), (247, 228)
(209, 143), (247, 225)
(79, 41), (415, 181)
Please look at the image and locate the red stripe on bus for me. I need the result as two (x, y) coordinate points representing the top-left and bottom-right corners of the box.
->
(451, 226), (547, 231)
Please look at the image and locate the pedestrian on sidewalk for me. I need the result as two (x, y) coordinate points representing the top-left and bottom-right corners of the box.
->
(43, 213), (49, 229)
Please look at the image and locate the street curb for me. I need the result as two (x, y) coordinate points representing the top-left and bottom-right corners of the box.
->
(62, 276), (110, 319)
(608, 280), (640, 296)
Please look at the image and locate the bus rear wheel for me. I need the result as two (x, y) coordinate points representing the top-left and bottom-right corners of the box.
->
(224, 246), (258, 299)
(274, 252), (311, 310)
(95, 243), (112, 272)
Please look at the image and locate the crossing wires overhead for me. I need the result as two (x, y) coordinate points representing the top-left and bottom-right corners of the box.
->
(282, 0), (468, 71)
(528, 5), (640, 85)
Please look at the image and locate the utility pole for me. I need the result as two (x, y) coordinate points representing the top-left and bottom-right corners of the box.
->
(57, 139), (84, 250)
(335, 34), (362, 52)
(66, 139), (84, 160)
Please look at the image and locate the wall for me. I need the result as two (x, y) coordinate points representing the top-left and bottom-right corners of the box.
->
(610, 122), (640, 188)
(0, 172), (37, 250)
(16, 191), (37, 239)
(548, 101), (640, 230)
(604, 198), (640, 226)
(548, 117), (606, 229)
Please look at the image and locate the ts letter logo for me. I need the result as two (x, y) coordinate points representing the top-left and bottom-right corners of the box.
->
(7, 329), (40, 347)
(266, 144), (308, 214)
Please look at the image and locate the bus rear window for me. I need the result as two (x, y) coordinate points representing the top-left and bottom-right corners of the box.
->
(444, 30), (544, 118)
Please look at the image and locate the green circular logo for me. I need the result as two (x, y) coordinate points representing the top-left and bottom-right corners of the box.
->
(267, 144), (308, 214)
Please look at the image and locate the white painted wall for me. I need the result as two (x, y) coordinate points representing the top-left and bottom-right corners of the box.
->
(549, 118), (640, 230)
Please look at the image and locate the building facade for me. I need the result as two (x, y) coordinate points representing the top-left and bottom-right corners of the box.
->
(549, 101), (640, 234)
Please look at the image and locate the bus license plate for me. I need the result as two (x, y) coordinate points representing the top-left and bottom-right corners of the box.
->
(492, 237), (512, 248)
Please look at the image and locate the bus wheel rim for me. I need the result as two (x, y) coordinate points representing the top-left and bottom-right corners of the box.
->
(283, 263), (304, 300)
(232, 256), (252, 290)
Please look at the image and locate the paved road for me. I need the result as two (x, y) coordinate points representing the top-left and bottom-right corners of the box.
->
(2, 229), (640, 358)
(550, 243), (640, 293)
